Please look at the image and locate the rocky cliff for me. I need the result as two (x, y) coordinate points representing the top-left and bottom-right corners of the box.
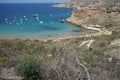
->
(67, 8), (120, 30)
(54, 0), (120, 31)
(65, 0), (120, 31)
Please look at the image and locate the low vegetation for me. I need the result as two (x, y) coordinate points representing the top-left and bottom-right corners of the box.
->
(15, 55), (40, 80)
(0, 32), (120, 80)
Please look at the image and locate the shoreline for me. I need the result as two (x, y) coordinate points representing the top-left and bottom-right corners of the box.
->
(0, 28), (112, 42)
(45, 29), (112, 42)
(0, 27), (97, 41)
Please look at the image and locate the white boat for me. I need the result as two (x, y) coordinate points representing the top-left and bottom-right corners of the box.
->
(59, 19), (65, 23)
(9, 22), (12, 25)
(20, 19), (23, 24)
(24, 18), (28, 21)
(50, 14), (52, 17)
(33, 14), (39, 17)
(23, 16), (26, 18)
(5, 18), (8, 21)
(39, 21), (43, 24)
(16, 23), (20, 26)
(35, 17), (40, 21)
(6, 21), (9, 24)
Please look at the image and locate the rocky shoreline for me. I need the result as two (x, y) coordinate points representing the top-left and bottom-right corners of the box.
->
(54, 0), (120, 32)
(47, 0), (120, 42)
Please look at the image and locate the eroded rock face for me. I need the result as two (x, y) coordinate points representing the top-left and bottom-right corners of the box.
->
(54, 0), (120, 30)
(67, 9), (104, 27)
(67, 9), (106, 26)
(67, 8), (120, 30)
(61, 0), (120, 30)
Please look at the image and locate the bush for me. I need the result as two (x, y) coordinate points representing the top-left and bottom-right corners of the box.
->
(0, 55), (7, 66)
(15, 55), (40, 80)
(99, 42), (105, 47)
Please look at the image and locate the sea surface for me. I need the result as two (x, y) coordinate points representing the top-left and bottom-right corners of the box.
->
(0, 3), (89, 40)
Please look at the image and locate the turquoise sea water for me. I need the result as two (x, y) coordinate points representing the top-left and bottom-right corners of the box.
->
(0, 3), (88, 40)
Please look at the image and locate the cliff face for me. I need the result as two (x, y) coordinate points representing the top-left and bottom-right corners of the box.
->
(66, 1), (120, 31)
(54, 0), (120, 30)
(67, 9), (106, 26)
(54, 0), (120, 34)
(53, 0), (104, 8)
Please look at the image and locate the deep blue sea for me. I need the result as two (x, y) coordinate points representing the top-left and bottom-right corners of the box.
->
(0, 3), (88, 40)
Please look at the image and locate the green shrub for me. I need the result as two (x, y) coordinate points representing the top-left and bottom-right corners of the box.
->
(15, 55), (40, 80)
(0, 55), (7, 66)
(0, 55), (6, 62)
(99, 42), (105, 47)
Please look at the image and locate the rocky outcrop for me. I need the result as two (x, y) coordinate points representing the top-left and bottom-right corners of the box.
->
(53, 0), (103, 8)
(67, 8), (120, 31)
(54, 0), (120, 32)
(66, 1), (120, 65)
(53, 2), (72, 8)
(67, 9), (106, 26)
